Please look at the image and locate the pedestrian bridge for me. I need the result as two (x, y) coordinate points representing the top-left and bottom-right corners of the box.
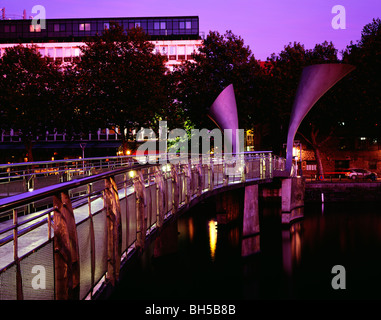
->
(0, 152), (301, 300)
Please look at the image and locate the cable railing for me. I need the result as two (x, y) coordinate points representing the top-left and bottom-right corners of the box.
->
(0, 151), (283, 300)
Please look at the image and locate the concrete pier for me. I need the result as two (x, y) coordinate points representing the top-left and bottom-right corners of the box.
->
(281, 177), (305, 224)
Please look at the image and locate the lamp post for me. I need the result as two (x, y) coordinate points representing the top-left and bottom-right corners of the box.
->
(80, 143), (86, 173)
(294, 140), (302, 176)
(284, 140), (303, 177)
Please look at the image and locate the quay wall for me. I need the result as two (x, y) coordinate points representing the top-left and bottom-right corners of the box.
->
(305, 182), (381, 202)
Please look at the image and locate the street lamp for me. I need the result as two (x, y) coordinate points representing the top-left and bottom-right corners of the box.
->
(284, 140), (303, 176)
(294, 140), (302, 176)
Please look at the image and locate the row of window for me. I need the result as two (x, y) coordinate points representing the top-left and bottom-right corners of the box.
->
(3, 20), (195, 33)
(155, 45), (200, 55)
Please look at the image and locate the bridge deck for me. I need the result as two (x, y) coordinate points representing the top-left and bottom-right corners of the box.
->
(0, 153), (287, 300)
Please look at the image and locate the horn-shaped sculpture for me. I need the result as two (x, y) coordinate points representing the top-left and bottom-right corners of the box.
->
(208, 84), (239, 154)
(285, 63), (355, 174)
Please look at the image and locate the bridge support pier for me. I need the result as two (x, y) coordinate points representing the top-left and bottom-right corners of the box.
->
(281, 177), (305, 224)
(242, 184), (259, 236)
(241, 184), (260, 257)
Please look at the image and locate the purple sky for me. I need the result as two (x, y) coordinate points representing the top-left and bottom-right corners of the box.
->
(2, 0), (380, 60)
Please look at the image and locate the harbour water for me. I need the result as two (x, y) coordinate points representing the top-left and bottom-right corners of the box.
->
(109, 198), (381, 300)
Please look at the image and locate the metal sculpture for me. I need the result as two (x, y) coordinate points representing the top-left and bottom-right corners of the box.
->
(208, 84), (239, 154)
(285, 63), (355, 174)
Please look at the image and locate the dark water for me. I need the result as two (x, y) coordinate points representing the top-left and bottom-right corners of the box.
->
(109, 199), (381, 300)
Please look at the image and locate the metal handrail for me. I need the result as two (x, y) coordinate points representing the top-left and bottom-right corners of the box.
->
(0, 150), (281, 300)
(0, 152), (276, 214)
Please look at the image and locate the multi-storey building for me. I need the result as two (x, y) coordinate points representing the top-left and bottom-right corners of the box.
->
(0, 16), (203, 161)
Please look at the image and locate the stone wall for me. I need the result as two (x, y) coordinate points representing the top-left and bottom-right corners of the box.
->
(305, 182), (381, 202)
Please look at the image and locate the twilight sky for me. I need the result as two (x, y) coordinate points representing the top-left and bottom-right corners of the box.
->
(2, 0), (380, 60)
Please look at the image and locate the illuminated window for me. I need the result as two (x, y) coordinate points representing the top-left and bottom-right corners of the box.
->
(47, 48), (54, 57)
(79, 23), (91, 31)
(30, 24), (41, 32)
(56, 48), (63, 57)
(104, 22), (109, 30)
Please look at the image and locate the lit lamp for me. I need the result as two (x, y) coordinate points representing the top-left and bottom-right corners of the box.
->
(292, 147), (299, 161)
(293, 140), (302, 176)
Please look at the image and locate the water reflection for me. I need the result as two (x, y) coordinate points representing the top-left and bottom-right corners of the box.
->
(208, 220), (218, 261)
(109, 200), (381, 300)
(188, 217), (194, 242)
(282, 222), (302, 276)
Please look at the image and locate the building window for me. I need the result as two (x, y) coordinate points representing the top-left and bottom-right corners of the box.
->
(54, 23), (66, 32)
(104, 22), (109, 30)
(73, 48), (80, 57)
(154, 21), (166, 30)
(306, 164), (317, 171)
(30, 24), (41, 32)
(47, 48), (54, 57)
(135, 22), (141, 28)
(177, 46), (185, 60)
(5, 25), (16, 32)
(79, 23), (91, 31)
(179, 21), (191, 29)
(56, 48), (63, 57)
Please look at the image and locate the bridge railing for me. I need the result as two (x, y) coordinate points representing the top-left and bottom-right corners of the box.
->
(0, 151), (283, 300)
(0, 156), (136, 199)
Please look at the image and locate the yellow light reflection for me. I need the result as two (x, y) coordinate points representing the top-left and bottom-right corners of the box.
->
(188, 217), (194, 242)
(208, 220), (218, 261)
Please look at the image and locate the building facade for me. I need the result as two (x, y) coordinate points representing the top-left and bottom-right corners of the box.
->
(0, 16), (203, 71)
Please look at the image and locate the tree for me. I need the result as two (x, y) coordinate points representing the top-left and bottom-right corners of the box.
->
(342, 18), (381, 140)
(0, 44), (61, 162)
(173, 30), (260, 131)
(77, 24), (169, 154)
(266, 41), (342, 175)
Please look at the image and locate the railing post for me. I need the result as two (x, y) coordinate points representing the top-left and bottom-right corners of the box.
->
(197, 163), (203, 196)
(184, 161), (192, 204)
(52, 191), (80, 300)
(223, 161), (229, 186)
(154, 166), (165, 228)
(134, 171), (147, 250)
(87, 183), (95, 298)
(209, 162), (214, 190)
(171, 165), (179, 214)
(104, 176), (122, 287)
(13, 208), (23, 300)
